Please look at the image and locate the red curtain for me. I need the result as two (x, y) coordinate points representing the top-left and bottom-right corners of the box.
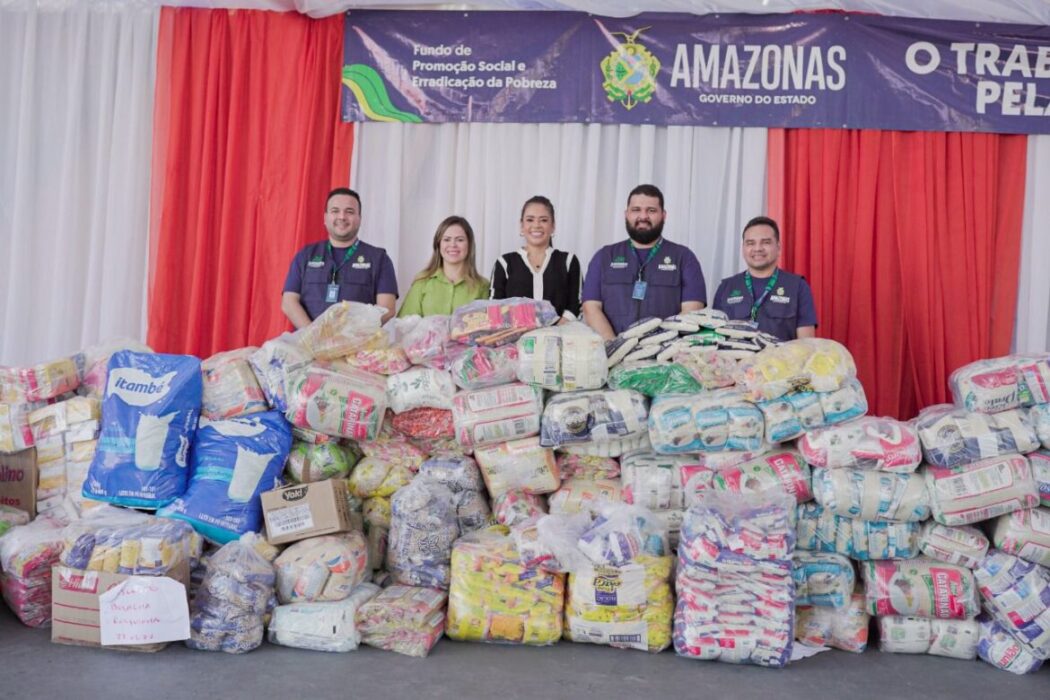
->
(770, 129), (1026, 420)
(148, 8), (354, 358)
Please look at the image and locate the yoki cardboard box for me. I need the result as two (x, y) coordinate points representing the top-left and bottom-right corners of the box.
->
(50, 560), (191, 652)
(0, 448), (36, 518)
(260, 478), (356, 545)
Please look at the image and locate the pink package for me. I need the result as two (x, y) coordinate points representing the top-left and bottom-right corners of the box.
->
(798, 416), (921, 473)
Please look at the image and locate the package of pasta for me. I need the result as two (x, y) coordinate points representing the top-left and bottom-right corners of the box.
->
(548, 478), (622, 515)
(793, 551), (855, 608)
(619, 451), (695, 512)
(60, 508), (202, 574)
(540, 389), (648, 448)
(348, 456), (414, 499)
(285, 440), (360, 483)
(274, 532), (370, 604)
(924, 454), (1039, 526)
(186, 540), (276, 654)
(452, 382), (543, 448)
(733, 338), (857, 402)
(359, 419), (427, 471)
(345, 344), (412, 376)
(356, 584), (448, 657)
(387, 477), (459, 589)
(796, 503), (921, 561)
(0, 356), (80, 403)
(446, 344), (519, 391)
(390, 407), (454, 440)
(445, 530), (565, 645)
(248, 333), (313, 413)
(298, 301), (385, 360)
(558, 431), (652, 459)
(285, 362), (388, 441)
(877, 615), (979, 659)
(812, 468), (929, 522)
(991, 508), (1050, 567)
(672, 347), (737, 390)
(795, 593), (869, 652)
(386, 368), (455, 414)
(919, 522), (990, 569)
(914, 405), (1039, 468)
(516, 324), (608, 392)
(950, 355), (1050, 414)
(711, 449), (813, 504)
(861, 558), (978, 619)
(0, 517), (66, 627)
(555, 453), (619, 480)
(975, 549), (1050, 660)
(268, 582), (379, 652)
(492, 489), (547, 527)
(977, 614), (1045, 674)
(449, 297), (559, 347)
(648, 389), (764, 454)
(473, 437), (559, 498)
(200, 348), (268, 421)
(607, 362), (703, 397)
(798, 416), (922, 473)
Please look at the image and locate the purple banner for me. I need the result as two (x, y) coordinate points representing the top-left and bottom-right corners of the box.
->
(341, 11), (1050, 134)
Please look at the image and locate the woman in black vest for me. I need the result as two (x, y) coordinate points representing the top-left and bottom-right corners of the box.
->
(489, 195), (581, 321)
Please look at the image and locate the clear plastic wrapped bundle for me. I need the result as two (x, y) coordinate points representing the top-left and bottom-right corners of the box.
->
(445, 530), (565, 645)
(200, 348), (268, 420)
(673, 491), (796, 667)
(919, 522), (990, 569)
(248, 333), (312, 413)
(516, 324), (608, 392)
(362, 497), (390, 570)
(0, 506), (31, 534)
(710, 449), (813, 503)
(759, 380), (868, 444)
(447, 344), (519, 390)
(558, 431), (652, 459)
(607, 362), (702, 397)
(796, 502), (921, 560)
(548, 479), (621, 515)
(298, 301), (385, 360)
(619, 451), (696, 512)
(0, 517), (66, 627)
(274, 533), (370, 604)
(795, 592), (869, 652)
(492, 489), (547, 527)
(0, 356), (80, 403)
(449, 297), (559, 347)
(400, 315), (452, 369)
(418, 456), (491, 532)
(793, 552), (855, 608)
(877, 615), (979, 659)
(974, 549), (1050, 660)
(914, 405), (1039, 468)
(348, 456), (414, 499)
(540, 389), (649, 448)
(473, 437), (559, 498)
(977, 614), (1045, 674)
(452, 383), (543, 448)
(0, 400), (41, 453)
(862, 558), (978, 619)
(991, 508), (1050, 567)
(386, 368), (455, 414)
(1032, 404), (1050, 448)
(268, 582), (380, 652)
(950, 355), (1050, 414)
(359, 420), (427, 470)
(344, 344), (411, 376)
(1030, 452), (1050, 506)
(733, 338), (857, 402)
(27, 396), (100, 442)
(648, 389), (763, 454)
(811, 468), (929, 522)
(285, 362), (387, 441)
(672, 347), (737, 390)
(798, 416), (921, 473)
(186, 541), (276, 653)
(61, 509), (200, 574)
(356, 584), (447, 657)
(924, 454), (1039, 526)
(555, 453), (620, 480)
(387, 478), (459, 589)
(285, 439), (360, 483)
(390, 407), (454, 440)
(74, 339), (153, 400)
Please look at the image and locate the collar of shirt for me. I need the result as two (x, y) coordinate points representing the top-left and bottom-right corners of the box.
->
(515, 247), (553, 275)
(429, 268), (469, 286)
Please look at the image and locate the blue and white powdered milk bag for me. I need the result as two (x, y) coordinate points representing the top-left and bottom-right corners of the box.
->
(85, 351), (202, 508)
(159, 411), (292, 543)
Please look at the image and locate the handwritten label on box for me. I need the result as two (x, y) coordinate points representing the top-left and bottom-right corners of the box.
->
(99, 576), (190, 646)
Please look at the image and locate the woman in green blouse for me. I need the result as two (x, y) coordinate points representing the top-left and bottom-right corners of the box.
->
(398, 215), (490, 317)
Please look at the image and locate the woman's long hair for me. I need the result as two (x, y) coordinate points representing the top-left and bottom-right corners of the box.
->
(413, 215), (486, 289)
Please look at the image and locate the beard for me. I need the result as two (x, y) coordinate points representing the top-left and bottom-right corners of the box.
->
(625, 218), (664, 246)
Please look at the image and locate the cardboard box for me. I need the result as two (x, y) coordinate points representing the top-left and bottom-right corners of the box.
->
(51, 560), (190, 652)
(0, 448), (36, 518)
(261, 478), (355, 545)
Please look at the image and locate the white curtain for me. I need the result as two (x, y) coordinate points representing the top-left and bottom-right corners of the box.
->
(350, 122), (767, 304)
(0, 3), (158, 366)
(1014, 134), (1050, 354)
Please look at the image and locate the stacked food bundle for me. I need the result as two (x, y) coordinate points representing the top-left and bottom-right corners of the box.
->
(793, 551), (866, 652)
(355, 584), (447, 657)
(28, 396), (102, 518)
(0, 516), (66, 626)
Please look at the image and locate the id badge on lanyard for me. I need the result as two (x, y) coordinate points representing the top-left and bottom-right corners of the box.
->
(326, 283), (340, 303)
(325, 240), (360, 304)
(632, 241), (663, 301)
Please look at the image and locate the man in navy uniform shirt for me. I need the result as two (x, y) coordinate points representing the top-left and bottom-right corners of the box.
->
(581, 184), (707, 339)
(282, 187), (398, 327)
(713, 216), (817, 341)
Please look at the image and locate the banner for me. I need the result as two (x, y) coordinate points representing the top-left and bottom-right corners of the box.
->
(341, 11), (1050, 134)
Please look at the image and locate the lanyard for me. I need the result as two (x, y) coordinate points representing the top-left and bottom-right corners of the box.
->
(631, 239), (663, 281)
(327, 240), (360, 283)
(745, 269), (779, 322)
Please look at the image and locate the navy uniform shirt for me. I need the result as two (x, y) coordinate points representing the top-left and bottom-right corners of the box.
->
(283, 239), (398, 321)
(713, 269), (818, 341)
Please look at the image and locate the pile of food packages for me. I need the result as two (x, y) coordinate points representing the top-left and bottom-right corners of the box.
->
(0, 298), (1048, 674)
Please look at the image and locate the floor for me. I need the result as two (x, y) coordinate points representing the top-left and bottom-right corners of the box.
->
(1, 607), (1046, 700)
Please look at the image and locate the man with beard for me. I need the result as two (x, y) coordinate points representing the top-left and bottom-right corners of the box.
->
(713, 216), (817, 341)
(581, 184), (706, 339)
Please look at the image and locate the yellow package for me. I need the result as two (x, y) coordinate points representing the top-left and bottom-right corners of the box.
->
(564, 554), (674, 653)
(28, 396), (101, 441)
(446, 532), (565, 645)
(348, 457), (413, 499)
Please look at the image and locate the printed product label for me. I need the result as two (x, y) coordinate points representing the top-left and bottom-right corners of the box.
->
(266, 504), (315, 537)
(578, 564), (647, 607)
(568, 617), (649, 652)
